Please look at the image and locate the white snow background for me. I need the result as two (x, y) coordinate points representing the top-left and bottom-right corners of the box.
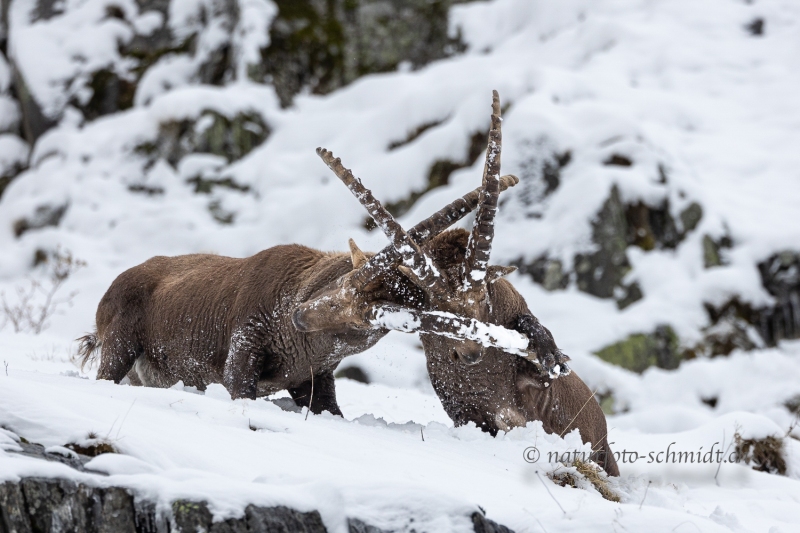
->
(2, 0), (800, 531)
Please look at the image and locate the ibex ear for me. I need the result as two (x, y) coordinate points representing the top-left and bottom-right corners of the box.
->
(349, 238), (367, 270)
(487, 265), (517, 283)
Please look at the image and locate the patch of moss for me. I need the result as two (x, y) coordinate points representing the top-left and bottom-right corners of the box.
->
(596, 390), (617, 415)
(703, 234), (732, 268)
(679, 202), (703, 233)
(594, 325), (681, 373)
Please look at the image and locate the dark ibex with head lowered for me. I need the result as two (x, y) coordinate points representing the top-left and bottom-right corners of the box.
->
(76, 161), (521, 415)
(302, 91), (619, 475)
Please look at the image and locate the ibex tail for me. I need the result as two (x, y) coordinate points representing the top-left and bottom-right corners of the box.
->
(75, 330), (101, 371)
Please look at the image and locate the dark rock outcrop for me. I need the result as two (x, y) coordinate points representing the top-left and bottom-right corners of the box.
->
(13, 203), (68, 238)
(257, 0), (468, 108)
(701, 251), (800, 350)
(0, 479), (514, 533)
(334, 365), (370, 384)
(516, 184), (702, 309)
(1, 433), (513, 533)
(136, 110), (270, 169)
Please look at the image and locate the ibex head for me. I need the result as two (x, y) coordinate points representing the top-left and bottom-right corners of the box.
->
(290, 239), (386, 333)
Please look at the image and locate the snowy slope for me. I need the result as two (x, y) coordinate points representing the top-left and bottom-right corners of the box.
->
(2, 0), (800, 531)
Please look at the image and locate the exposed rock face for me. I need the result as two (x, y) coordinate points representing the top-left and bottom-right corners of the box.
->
(756, 251), (800, 344)
(362, 126), (488, 230)
(573, 186), (637, 305)
(702, 251), (800, 349)
(0, 135), (28, 200)
(2, 430), (514, 533)
(516, 183), (702, 309)
(594, 250), (800, 372)
(257, 0), (467, 108)
(137, 110), (271, 168)
(0, 479), (514, 533)
(12, 203), (68, 238)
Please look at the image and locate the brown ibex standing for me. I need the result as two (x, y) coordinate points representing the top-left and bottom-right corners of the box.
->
(77, 163), (521, 415)
(304, 91), (619, 475)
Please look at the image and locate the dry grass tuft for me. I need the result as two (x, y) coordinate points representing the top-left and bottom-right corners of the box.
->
(66, 434), (118, 457)
(548, 459), (620, 502)
(734, 433), (787, 475)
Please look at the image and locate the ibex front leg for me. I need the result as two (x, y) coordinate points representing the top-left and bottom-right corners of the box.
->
(288, 369), (342, 416)
(222, 320), (265, 400)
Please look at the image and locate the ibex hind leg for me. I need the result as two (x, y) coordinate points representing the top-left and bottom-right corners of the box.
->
(288, 370), (343, 416)
(95, 322), (142, 383)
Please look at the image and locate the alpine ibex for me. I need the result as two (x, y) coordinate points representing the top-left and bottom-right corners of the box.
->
(76, 164), (522, 415)
(301, 91), (619, 475)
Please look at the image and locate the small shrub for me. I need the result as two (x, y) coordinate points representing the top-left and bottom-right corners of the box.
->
(0, 248), (85, 334)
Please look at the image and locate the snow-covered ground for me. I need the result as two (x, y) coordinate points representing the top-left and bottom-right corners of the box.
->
(3, 0), (800, 531)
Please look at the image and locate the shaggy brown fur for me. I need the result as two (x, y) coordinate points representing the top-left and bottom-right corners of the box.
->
(419, 230), (620, 476)
(77, 245), (395, 414)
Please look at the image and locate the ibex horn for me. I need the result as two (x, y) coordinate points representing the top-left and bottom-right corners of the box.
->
(350, 174), (519, 290)
(463, 90), (502, 293)
(317, 148), (450, 298)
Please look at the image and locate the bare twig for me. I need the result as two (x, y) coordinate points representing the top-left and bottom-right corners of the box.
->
(715, 427), (737, 486)
(420, 428), (425, 441)
(535, 471), (566, 515)
(559, 389), (598, 437)
(305, 365), (314, 421)
(3, 360), (7, 376)
(115, 400), (137, 440)
(639, 480), (651, 510)
(0, 248), (85, 335)
(522, 509), (549, 533)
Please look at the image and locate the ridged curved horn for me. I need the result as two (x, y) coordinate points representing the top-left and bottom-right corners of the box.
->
(350, 174), (519, 289)
(463, 90), (503, 293)
(317, 147), (450, 296)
